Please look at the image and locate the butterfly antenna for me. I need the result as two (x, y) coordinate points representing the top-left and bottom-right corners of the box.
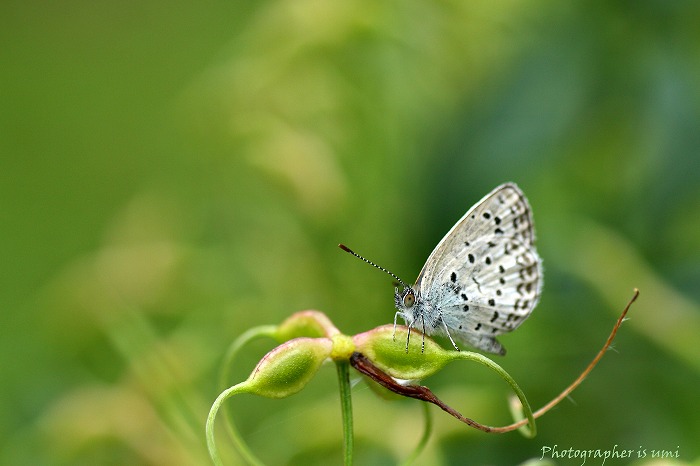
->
(338, 244), (410, 289)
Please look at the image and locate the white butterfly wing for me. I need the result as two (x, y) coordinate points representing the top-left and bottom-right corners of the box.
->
(415, 183), (542, 354)
(416, 183), (536, 290)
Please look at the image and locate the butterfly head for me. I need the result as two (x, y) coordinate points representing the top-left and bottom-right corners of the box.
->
(394, 286), (417, 311)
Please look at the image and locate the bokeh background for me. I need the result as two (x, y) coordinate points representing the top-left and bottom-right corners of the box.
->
(2, 1), (699, 465)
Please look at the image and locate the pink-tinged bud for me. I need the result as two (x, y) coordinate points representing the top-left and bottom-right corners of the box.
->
(245, 337), (333, 398)
(352, 325), (455, 380)
(275, 310), (341, 341)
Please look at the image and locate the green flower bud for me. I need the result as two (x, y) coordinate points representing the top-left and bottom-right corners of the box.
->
(353, 325), (455, 380)
(275, 310), (341, 341)
(245, 337), (332, 398)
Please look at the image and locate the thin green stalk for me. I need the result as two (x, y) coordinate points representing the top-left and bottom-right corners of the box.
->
(215, 326), (276, 466)
(456, 352), (536, 437)
(218, 325), (278, 390)
(206, 383), (264, 466)
(335, 360), (354, 466)
(400, 402), (432, 466)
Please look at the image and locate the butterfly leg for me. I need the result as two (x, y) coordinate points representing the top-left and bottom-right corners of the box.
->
(394, 311), (413, 352)
(392, 311), (404, 342)
(440, 317), (461, 352)
(403, 319), (415, 353)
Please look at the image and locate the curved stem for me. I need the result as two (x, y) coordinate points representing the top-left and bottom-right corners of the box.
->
(215, 326), (276, 466)
(218, 325), (278, 390)
(503, 288), (639, 432)
(532, 288), (638, 419)
(400, 402), (432, 466)
(455, 352), (537, 437)
(206, 383), (263, 466)
(335, 360), (354, 466)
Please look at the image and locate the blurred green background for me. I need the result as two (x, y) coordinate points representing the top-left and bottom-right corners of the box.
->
(2, 1), (699, 465)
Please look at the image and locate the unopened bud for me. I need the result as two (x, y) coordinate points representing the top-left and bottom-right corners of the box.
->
(245, 337), (332, 398)
(275, 310), (341, 341)
(353, 325), (454, 380)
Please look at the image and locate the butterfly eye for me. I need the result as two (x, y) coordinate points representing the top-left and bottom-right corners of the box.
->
(403, 290), (415, 308)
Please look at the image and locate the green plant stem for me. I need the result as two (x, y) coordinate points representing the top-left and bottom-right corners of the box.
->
(219, 325), (278, 390)
(335, 360), (354, 466)
(215, 326), (276, 466)
(400, 402), (432, 466)
(206, 383), (264, 466)
(456, 352), (537, 437)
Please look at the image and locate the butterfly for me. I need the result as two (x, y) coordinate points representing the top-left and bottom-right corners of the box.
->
(340, 183), (542, 355)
